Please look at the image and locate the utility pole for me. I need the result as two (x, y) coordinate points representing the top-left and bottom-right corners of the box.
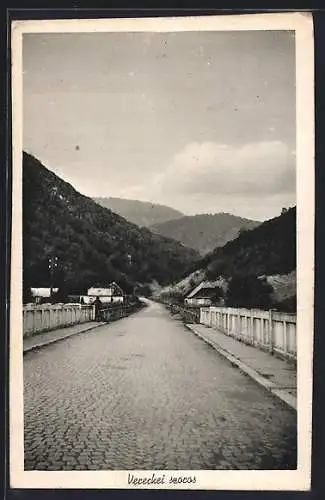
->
(48, 255), (58, 299)
(127, 253), (132, 266)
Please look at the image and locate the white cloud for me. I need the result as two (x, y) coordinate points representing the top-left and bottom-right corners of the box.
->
(102, 140), (296, 220)
(154, 140), (295, 197)
(63, 140), (295, 221)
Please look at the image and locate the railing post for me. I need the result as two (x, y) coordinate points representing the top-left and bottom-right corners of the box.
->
(293, 318), (297, 358)
(241, 314), (245, 341)
(49, 307), (53, 330)
(283, 320), (288, 356)
(261, 317), (265, 347)
(32, 309), (35, 334)
(269, 309), (274, 355)
(245, 314), (249, 342)
(251, 313), (255, 345)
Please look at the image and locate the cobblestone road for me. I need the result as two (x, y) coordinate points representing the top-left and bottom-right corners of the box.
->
(24, 300), (297, 470)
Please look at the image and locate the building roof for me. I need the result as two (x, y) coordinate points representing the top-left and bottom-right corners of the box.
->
(189, 287), (220, 299)
(31, 287), (59, 297)
(87, 282), (124, 296)
(186, 281), (216, 299)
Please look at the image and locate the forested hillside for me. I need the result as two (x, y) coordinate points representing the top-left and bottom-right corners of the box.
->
(150, 213), (260, 255)
(23, 152), (199, 295)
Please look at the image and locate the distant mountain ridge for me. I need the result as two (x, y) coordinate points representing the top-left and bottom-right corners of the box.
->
(150, 213), (261, 255)
(93, 197), (184, 227)
(23, 152), (199, 296)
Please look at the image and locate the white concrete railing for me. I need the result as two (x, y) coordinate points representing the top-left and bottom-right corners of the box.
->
(23, 304), (95, 338)
(200, 306), (297, 361)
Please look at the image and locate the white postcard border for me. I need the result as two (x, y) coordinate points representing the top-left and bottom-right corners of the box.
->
(10, 12), (314, 490)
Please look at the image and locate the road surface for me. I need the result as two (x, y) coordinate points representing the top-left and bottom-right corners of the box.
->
(24, 300), (297, 470)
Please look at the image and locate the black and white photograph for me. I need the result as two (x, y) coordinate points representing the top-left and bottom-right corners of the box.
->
(10, 13), (314, 490)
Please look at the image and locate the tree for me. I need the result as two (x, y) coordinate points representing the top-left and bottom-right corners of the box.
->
(23, 284), (32, 304)
(51, 280), (70, 303)
(211, 286), (224, 305)
(136, 284), (152, 297)
(226, 275), (273, 310)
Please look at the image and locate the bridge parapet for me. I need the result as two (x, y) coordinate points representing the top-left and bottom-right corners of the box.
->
(23, 304), (95, 337)
(200, 306), (296, 362)
(100, 303), (141, 323)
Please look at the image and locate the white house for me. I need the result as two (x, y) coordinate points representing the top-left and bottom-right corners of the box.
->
(82, 282), (125, 304)
(29, 287), (59, 304)
(30, 287), (59, 298)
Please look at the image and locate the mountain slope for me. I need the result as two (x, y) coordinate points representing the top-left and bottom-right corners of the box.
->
(200, 206), (296, 279)
(150, 213), (261, 255)
(94, 197), (184, 227)
(23, 152), (199, 294)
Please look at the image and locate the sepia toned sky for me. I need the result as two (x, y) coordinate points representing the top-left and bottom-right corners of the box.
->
(23, 30), (296, 221)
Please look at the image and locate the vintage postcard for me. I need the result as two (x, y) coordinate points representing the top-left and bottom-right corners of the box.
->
(10, 12), (314, 490)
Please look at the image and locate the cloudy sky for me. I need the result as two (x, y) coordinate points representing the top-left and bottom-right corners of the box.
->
(23, 30), (296, 221)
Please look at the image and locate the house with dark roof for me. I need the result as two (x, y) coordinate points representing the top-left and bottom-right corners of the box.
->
(79, 282), (125, 304)
(184, 281), (223, 307)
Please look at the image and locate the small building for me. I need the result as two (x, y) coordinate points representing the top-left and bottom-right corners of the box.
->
(82, 282), (125, 305)
(184, 281), (223, 307)
(30, 287), (59, 304)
